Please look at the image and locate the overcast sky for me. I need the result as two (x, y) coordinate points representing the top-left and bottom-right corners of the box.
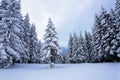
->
(21, 0), (115, 47)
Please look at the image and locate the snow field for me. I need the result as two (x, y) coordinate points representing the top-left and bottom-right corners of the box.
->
(0, 63), (120, 80)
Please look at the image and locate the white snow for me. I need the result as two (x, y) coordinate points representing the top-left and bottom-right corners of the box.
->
(0, 44), (7, 55)
(6, 46), (20, 60)
(0, 63), (120, 80)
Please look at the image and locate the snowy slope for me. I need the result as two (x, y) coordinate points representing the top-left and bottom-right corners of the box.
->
(0, 63), (120, 80)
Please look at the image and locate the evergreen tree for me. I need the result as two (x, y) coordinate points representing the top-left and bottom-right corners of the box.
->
(41, 18), (63, 68)
(99, 7), (119, 62)
(109, 8), (119, 61)
(84, 31), (93, 62)
(8, 0), (28, 63)
(76, 32), (86, 63)
(98, 7), (108, 62)
(69, 33), (78, 63)
(0, 0), (22, 68)
(92, 7), (119, 62)
(36, 40), (42, 63)
(101, 9), (118, 61)
(23, 14), (31, 63)
(92, 14), (102, 62)
(23, 14), (31, 50)
(115, 0), (120, 60)
(67, 34), (74, 63)
(17, 0), (27, 59)
(29, 24), (38, 63)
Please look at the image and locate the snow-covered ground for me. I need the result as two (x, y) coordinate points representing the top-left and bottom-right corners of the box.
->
(0, 63), (120, 80)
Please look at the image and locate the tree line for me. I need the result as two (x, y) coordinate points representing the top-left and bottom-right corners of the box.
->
(0, 0), (42, 68)
(67, 0), (120, 63)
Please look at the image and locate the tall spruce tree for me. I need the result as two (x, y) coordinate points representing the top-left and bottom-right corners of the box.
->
(23, 14), (31, 63)
(29, 24), (38, 63)
(100, 7), (119, 62)
(0, 0), (22, 68)
(7, 0), (28, 63)
(0, 0), (12, 68)
(84, 31), (93, 62)
(115, 0), (120, 60)
(77, 32), (86, 63)
(23, 14), (31, 50)
(101, 9), (118, 61)
(41, 18), (63, 68)
(70, 33), (78, 63)
(109, 8), (119, 61)
(36, 40), (42, 63)
(98, 7), (108, 62)
(92, 14), (102, 62)
(67, 34), (74, 63)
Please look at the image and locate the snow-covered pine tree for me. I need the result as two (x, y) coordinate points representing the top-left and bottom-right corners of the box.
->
(76, 32), (86, 63)
(84, 31), (93, 62)
(1, 0), (28, 63)
(100, 7), (117, 62)
(92, 14), (102, 62)
(0, 0), (21, 68)
(115, 0), (120, 60)
(0, 1), (10, 68)
(29, 24), (38, 63)
(17, 1), (28, 61)
(67, 34), (74, 63)
(8, 0), (29, 63)
(0, 6), (16, 67)
(23, 14), (31, 48)
(36, 40), (42, 63)
(101, 8), (119, 62)
(99, 7), (108, 62)
(109, 8), (119, 61)
(97, 7), (109, 62)
(69, 33), (78, 63)
(23, 14), (31, 63)
(42, 18), (63, 68)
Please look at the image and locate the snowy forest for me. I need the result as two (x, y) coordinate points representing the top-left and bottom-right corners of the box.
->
(0, 0), (120, 69)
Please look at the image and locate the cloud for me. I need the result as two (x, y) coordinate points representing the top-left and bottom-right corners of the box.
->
(21, 0), (114, 46)
(21, 0), (95, 34)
